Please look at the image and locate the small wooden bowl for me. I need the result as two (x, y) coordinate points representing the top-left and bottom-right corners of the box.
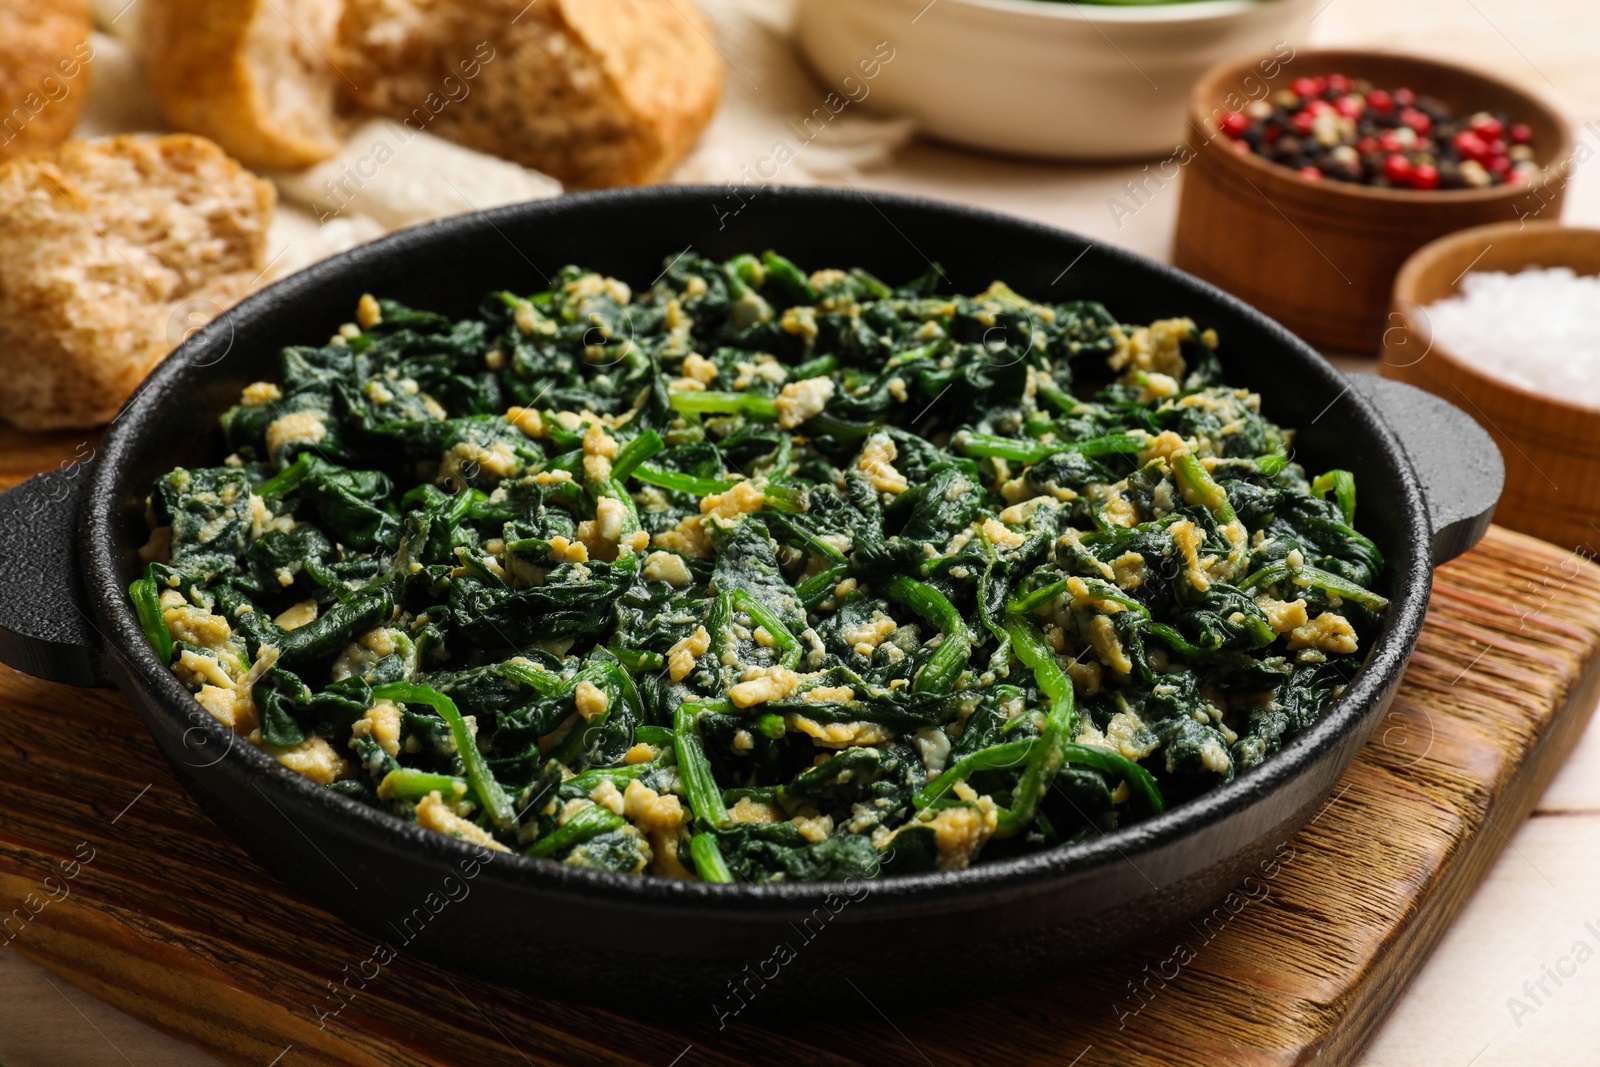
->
(1173, 50), (1573, 353)
(1382, 221), (1600, 554)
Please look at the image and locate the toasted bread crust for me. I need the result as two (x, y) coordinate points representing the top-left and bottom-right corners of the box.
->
(0, 0), (94, 163)
(144, 0), (346, 170)
(337, 0), (723, 188)
(0, 134), (275, 430)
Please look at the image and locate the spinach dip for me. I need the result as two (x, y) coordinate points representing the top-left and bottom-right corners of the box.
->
(130, 252), (1387, 882)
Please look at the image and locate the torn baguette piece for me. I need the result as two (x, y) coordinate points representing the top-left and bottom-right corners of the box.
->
(0, 134), (275, 430)
(336, 0), (723, 188)
(143, 0), (348, 170)
(0, 0), (95, 163)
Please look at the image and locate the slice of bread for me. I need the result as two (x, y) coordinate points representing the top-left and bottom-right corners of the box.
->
(0, 0), (95, 163)
(336, 0), (723, 188)
(143, 0), (348, 170)
(0, 134), (276, 430)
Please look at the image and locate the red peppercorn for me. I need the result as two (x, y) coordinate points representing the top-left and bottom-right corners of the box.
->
(1473, 115), (1505, 140)
(1292, 76), (1325, 99)
(1454, 130), (1488, 162)
(1211, 73), (1534, 192)
(1400, 108), (1432, 135)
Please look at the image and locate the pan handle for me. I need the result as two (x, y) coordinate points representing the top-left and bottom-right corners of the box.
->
(1346, 375), (1503, 567)
(0, 469), (113, 688)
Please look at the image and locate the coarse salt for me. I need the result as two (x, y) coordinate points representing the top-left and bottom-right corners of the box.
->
(1424, 267), (1600, 409)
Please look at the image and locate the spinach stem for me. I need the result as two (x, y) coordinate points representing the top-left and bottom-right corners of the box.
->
(669, 391), (778, 420)
(690, 833), (735, 882)
(885, 575), (972, 694)
(674, 703), (730, 829)
(377, 768), (469, 803)
(997, 613), (1077, 835)
(730, 590), (803, 670)
(372, 682), (517, 832)
(1172, 452), (1237, 525)
(953, 431), (1145, 464)
(128, 569), (172, 663)
(524, 803), (624, 858)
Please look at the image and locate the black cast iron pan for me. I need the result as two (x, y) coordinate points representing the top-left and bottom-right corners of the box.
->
(0, 188), (1503, 1009)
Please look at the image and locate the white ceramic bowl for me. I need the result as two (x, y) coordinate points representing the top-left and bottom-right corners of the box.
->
(794, 0), (1319, 160)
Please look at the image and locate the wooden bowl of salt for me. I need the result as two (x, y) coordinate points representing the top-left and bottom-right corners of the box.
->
(1382, 221), (1600, 553)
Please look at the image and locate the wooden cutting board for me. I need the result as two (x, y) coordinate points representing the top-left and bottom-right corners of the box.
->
(3, 427), (1600, 1067)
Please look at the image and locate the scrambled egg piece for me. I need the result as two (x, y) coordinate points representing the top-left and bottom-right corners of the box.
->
(654, 515), (712, 559)
(582, 423), (619, 484)
(1288, 612), (1359, 654)
(774, 377), (833, 429)
(728, 666), (802, 708)
(642, 551), (693, 587)
(1257, 597), (1309, 635)
(416, 790), (510, 853)
(700, 480), (766, 522)
(840, 611), (897, 656)
(269, 736), (349, 786)
(668, 627), (711, 682)
(856, 433), (908, 495)
(264, 411), (327, 463)
(1109, 317), (1194, 382)
(574, 681), (610, 722)
(351, 701), (403, 758)
(1169, 519), (1209, 592)
(1088, 614), (1133, 675)
(786, 715), (891, 749)
(982, 517), (1027, 550)
(929, 800), (998, 872)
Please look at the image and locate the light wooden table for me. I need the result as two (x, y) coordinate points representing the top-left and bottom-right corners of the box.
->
(3, 2), (1598, 1065)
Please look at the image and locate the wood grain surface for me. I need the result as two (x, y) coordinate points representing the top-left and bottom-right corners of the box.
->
(1, 419), (1597, 1067)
